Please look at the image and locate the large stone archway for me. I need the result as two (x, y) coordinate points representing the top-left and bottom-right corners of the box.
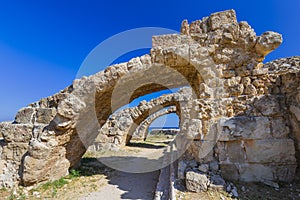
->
(2, 10), (298, 187)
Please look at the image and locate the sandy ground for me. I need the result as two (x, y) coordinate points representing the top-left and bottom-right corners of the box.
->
(80, 170), (159, 200)
(80, 142), (169, 200)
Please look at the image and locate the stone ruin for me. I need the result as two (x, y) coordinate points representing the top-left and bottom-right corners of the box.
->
(0, 9), (300, 189)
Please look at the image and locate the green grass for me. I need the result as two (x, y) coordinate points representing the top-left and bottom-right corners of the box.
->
(68, 169), (81, 179)
(36, 177), (69, 198)
(8, 193), (16, 200)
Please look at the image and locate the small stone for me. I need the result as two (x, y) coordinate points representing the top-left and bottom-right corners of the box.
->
(178, 160), (188, 180)
(222, 70), (236, 78)
(241, 77), (251, 86)
(209, 161), (220, 172)
(244, 84), (257, 95)
(186, 170), (210, 192)
(263, 180), (279, 189)
(35, 108), (56, 124)
(228, 84), (244, 96)
(198, 164), (209, 173)
(252, 68), (268, 76)
(33, 191), (40, 196)
(209, 174), (226, 191)
(241, 186), (246, 192)
(231, 186), (239, 197)
(15, 107), (35, 124)
(226, 184), (232, 192)
(281, 63), (291, 68)
(180, 19), (189, 35)
(252, 79), (265, 88)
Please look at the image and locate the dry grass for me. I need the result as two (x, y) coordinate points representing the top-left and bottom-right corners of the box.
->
(0, 156), (113, 200)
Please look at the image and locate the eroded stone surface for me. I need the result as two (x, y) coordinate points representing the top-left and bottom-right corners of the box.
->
(0, 10), (299, 187)
(186, 170), (210, 192)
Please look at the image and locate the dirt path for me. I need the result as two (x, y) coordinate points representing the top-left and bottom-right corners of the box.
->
(80, 143), (167, 200)
(80, 169), (159, 200)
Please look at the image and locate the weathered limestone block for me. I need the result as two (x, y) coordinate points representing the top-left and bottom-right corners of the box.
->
(235, 65), (251, 77)
(252, 68), (268, 76)
(281, 73), (300, 93)
(56, 94), (85, 120)
(28, 139), (50, 159)
(255, 31), (283, 57)
(224, 77), (241, 87)
(222, 69), (236, 78)
(186, 170), (210, 192)
(2, 142), (28, 162)
(22, 155), (69, 186)
(238, 21), (256, 50)
(253, 95), (283, 116)
(208, 10), (238, 32)
(152, 34), (195, 49)
(290, 105), (300, 121)
(218, 116), (271, 141)
(0, 123), (33, 143)
(178, 159), (198, 180)
(15, 107), (35, 124)
(152, 34), (181, 49)
(35, 108), (57, 124)
(186, 119), (202, 139)
(270, 117), (290, 138)
(180, 19), (189, 35)
(189, 44), (213, 67)
(218, 139), (296, 164)
(32, 124), (48, 140)
(186, 138), (216, 163)
(0, 161), (19, 188)
(244, 84), (257, 95)
(228, 84), (244, 97)
(220, 163), (296, 182)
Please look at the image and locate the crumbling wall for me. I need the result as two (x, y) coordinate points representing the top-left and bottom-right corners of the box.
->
(182, 57), (300, 182)
(0, 89), (71, 187)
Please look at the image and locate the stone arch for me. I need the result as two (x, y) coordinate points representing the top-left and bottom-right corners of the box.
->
(93, 88), (190, 151)
(131, 106), (177, 142)
(0, 10), (288, 186)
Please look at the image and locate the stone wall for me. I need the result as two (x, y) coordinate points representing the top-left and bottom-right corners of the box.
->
(181, 57), (300, 182)
(148, 129), (179, 136)
(0, 88), (71, 187)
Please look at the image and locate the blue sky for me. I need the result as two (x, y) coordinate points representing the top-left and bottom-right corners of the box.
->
(0, 1), (299, 126)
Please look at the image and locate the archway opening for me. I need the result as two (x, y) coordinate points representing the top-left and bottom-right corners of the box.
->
(129, 109), (179, 148)
(82, 103), (181, 174)
(137, 112), (179, 147)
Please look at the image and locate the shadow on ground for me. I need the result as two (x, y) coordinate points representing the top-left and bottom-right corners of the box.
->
(79, 156), (164, 200)
(127, 141), (166, 149)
